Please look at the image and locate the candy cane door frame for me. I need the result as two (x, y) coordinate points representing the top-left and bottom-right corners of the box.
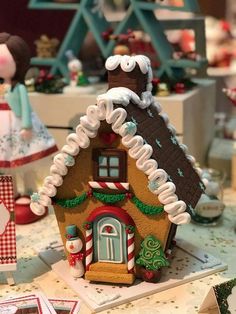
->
(96, 217), (124, 263)
(85, 206), (135, 272)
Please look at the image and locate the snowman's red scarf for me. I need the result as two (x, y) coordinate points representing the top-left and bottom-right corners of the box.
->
(68, 252), (84, 266)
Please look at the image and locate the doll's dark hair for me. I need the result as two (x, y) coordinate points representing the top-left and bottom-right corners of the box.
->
(0, 32), (31, 88)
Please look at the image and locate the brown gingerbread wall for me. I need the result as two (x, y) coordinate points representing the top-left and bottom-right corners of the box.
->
(53, 122), (172, 259)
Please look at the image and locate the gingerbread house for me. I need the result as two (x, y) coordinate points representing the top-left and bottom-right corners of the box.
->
(31, 55), (204, 285)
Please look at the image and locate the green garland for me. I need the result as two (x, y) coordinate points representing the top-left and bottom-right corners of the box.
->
(93, 191), (126, 204)
(56, 192), (87, 208)
(132, 196), (163, 215)
(54, 190), (164, 216)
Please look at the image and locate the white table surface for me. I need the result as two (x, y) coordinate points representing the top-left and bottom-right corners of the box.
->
(0, 188), (235, 314)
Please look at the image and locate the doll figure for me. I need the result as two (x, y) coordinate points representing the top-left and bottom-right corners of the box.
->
(0, 33), (58, 224)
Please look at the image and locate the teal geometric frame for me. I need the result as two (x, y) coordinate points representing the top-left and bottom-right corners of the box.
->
(28, 0), (207, 79)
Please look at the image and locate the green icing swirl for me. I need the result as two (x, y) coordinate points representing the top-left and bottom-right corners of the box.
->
(136, 235), (169, 271)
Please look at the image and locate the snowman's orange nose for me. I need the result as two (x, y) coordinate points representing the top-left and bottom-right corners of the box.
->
(69, 244), (74, 250)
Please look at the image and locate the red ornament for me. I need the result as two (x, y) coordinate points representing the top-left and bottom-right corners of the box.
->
(145, 270), (154, 280)
(125, 192), (132, 199)
(105, 226), (113, 233)
(152, 78), (160, 86)
(174, 83), (185, 94)
(46, 73), (54, 80)
(102, 28), (113, 41)
(99, 132), (118, 145)
(126, 228), (132, 234)
(87, 189), (93, 197)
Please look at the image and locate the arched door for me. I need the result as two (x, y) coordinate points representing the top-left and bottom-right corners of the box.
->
(96, 217), (123, 263)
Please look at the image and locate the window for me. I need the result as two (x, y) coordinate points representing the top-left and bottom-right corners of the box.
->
(93, 149), (127, 182)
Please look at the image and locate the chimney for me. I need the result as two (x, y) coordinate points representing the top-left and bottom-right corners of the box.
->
(108, 65), (148, 97)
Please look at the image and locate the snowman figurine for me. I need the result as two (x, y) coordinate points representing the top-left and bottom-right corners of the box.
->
(65, 50), (82, 87)
(63, 50), (95, 94)
(65, 224), (85, 278)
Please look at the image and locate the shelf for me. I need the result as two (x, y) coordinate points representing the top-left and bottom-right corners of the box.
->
(136, 0), (200, 13)
(31, 57), (56, 66)
(28, 0), (206, 80)
(168, 58), (208, 69)
(28, 0), (79, 10)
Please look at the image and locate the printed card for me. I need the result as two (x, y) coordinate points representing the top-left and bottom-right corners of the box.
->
(199, 278), (236, 313)
(0, 293), (56, 314)
(48, 298), (81, 314)
(0, 176), (17, 272)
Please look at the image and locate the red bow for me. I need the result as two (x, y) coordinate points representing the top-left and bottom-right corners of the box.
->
(69, 252), (84, 266)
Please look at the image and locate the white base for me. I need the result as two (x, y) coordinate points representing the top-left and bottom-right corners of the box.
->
(0, 263), (17, 272)
(36, 238), (227, 313)
(63, 85), (96, 95)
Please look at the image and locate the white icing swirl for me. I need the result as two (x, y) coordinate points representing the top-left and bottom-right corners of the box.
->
(105, 55), (152, 92)
(105, 55), (122, 71)
(62, 133), (80, 156)
(168, 212), (191, 224)
(31, 55), (200, 226)
(106, 55), (150, 74)
(120, 55), (136, 72)
(156, 182), (178, 205)
(152, 101), (162, 114)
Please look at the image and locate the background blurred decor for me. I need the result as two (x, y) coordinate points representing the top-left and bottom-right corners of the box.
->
(35, 35), (59, 58)
(27, 0), (207, 81)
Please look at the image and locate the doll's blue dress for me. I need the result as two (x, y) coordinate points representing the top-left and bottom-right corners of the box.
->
(0, 83), (57, 168)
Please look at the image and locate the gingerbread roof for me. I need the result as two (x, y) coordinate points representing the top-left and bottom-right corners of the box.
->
(30, 55), (205, 225)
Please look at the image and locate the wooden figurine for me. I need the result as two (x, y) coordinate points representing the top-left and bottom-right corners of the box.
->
(35, 35), (59, 58)
(31, 55), (205, 285)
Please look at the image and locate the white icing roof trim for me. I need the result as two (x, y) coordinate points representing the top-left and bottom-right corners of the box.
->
(31, 55), (201, 225)
(105, 55), (153, 92)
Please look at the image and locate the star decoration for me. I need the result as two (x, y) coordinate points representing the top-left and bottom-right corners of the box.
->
(31, 192), (40, 203)
(168, 175), (173, 182)
(65, 155), (75, 167)
(148, 181), (159, 192)
(147, 109), (154, 118)
(199, 182), (205, 191)
(188, 204), (194, 213)
(171, 136), (178, 145)
(125, 121), (137, 134)
(177, 168), (184, 177)
(131, 116), (138, 125)
(155, 139), (162, 148)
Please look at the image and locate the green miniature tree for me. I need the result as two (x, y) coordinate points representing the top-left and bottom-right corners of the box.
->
(136, 235), (169, 271)
(77, 72), (90, 86)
